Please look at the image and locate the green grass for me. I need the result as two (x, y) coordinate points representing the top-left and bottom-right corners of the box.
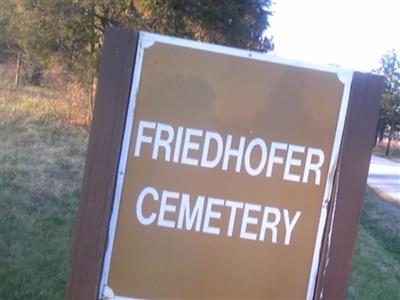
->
(0, 84), (399, 299)
(348, 187), (400, 300)
(0, 89), (88, 299)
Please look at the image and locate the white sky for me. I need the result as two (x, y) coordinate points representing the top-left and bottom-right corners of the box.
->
(268, 0), (400, 72)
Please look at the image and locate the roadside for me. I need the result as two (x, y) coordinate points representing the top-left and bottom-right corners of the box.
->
(348, 186), (400, 300)
(348, 154), (400, 299)
(368, 154), (400, 205)
(373, 139), (400, 162)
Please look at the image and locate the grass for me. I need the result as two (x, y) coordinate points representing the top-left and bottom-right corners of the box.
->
(0, 85), (88, 299)
(348, 187), (400, 300)
(0, 82), (399, 299)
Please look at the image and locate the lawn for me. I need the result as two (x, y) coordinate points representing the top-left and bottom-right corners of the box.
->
(0, 85), (399, 299)
(0, 87), (88, 299)
(348, 187), (400, 299)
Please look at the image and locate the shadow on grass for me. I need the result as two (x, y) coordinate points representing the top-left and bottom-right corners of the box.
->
(348, 187), (400, 300)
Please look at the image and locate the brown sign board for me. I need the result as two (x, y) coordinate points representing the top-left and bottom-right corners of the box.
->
(67, 29), (384, 300)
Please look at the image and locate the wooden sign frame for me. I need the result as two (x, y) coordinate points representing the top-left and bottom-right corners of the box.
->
(66, 28), (383, 300)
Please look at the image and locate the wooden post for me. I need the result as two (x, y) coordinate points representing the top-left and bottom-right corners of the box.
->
(66, 28), (383, 299)
(314, 72), (384, 300)
(66, 28), (139, 300)
(14, 52), (21, 89)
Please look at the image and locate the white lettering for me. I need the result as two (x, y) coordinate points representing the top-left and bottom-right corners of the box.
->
(244, 138), (268, 176)
(225, 200), (244, 237)
(152, 123), (174, 161)
(136, 186), (158, 225)
(133, 120), (326, 186)
(283, 209), (302, 245)
(177, 193), (205, 231)
(135, 187), (302, 246)
(222, 135), (246, 172)
(240, 203), (261, 240)
(266, 142), (288, 177)
(172, 126), (184, 163)
(284, 145), (305, 182)
(181, 128), (203, 166)
(303, 148), (324, 185)
(203, 197), (224, 235)
(259, 206), (281, 243)
(158, 190), (179, 228)
(134, 120), (156, 157)
(200, 131), (224, 168)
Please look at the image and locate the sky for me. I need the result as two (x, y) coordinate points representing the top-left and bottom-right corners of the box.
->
(268, 0), (400, 72)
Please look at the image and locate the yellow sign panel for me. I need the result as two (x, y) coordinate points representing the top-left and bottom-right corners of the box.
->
(100, 33), (352, 299)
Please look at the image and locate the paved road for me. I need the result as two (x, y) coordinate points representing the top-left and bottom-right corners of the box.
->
(368, 154), (400, 204)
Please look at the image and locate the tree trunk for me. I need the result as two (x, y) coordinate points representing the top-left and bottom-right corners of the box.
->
(88, 75), (97, 122)
(30, 65), (42, 86)
(385, 111), (396, 156)
(378, 127), (385, 143)
(14, 53), (21, 89)
(385, 129), (393, 156)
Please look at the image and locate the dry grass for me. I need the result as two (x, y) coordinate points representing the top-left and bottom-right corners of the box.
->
(0, 62), (92, 129)
(0, 86), (91, 130)
(0, 85), (88, 299)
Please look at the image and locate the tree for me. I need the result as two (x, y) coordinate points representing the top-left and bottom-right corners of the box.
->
(375, 50), (400, 156)
(1, 0), (274, 121)
(1, 0), (273, 84)
(1, 1), (66, 85)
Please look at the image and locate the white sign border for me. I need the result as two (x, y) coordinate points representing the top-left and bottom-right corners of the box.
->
(98, 31), (353, 300)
